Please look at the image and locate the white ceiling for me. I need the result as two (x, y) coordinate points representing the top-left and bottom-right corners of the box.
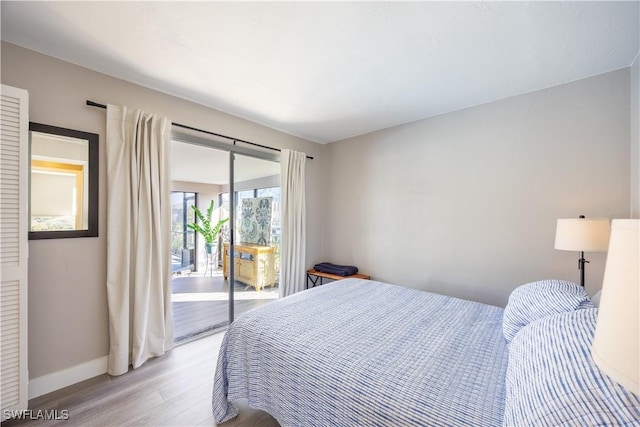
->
(1, 1), (639, 144)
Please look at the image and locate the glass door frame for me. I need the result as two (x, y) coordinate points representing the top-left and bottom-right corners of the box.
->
(172, 132), (280, 324)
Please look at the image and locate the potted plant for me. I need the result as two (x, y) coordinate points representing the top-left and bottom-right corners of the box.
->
(187, 200), (229, 255)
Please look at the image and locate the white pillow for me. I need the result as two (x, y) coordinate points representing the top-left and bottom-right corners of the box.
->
(591, 290), (602, 308)
(504, 309), (640, 426)
(502, 279), (593, 342)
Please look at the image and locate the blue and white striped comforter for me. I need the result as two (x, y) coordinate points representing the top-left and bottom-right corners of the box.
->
(212, 279), (508, 426)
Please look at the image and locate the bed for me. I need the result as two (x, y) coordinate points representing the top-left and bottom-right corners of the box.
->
(212, 278), (640, 426)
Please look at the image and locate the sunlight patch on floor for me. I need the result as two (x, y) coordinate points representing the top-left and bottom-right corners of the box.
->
(172, 290), (279, 302)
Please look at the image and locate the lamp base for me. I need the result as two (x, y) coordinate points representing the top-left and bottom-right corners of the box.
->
(578, 251), (588, 287)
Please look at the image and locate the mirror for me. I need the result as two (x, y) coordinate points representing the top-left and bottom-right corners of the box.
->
(29, 122), (98, 239)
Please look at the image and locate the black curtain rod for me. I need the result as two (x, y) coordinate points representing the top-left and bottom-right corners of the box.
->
(86, 100), (313, 160)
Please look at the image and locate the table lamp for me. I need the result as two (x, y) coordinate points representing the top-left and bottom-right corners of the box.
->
(554, 215), (610, 287)
(592, 219), (639, 396)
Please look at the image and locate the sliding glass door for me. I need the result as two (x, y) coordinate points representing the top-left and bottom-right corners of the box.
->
(170, 137), (280, 343)
(170, 143), (231, 342)
(229, 153), (281, 320)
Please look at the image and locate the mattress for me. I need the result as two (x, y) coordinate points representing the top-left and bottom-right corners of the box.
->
(212, 278), (508, 426)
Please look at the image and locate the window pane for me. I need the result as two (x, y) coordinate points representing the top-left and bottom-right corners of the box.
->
(237, 190), (254, 207)
(171, 191), (196, 272)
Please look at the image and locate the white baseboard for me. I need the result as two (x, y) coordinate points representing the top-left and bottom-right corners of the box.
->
(28, 356), (108, 400)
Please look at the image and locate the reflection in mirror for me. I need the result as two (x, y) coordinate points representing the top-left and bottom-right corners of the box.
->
(29, 123), (98, 239)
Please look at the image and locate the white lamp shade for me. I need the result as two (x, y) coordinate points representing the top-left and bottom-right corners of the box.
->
(592, 219), (639, 396)
(555, 218), (611, 252)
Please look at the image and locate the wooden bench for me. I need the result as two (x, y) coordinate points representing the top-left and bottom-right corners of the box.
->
(306, 268), (370, 289)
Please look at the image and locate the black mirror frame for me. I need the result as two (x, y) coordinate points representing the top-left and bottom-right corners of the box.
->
(28, 122), (99, 240)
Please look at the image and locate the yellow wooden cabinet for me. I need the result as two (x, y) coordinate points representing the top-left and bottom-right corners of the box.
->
(223, 243), (276, 290)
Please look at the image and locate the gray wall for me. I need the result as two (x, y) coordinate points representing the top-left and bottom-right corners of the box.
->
(325, 69), (631, 307)
(1, 42), (327, 379)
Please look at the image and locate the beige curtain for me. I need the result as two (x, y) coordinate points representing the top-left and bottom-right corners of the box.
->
(106, 104), (173, 376)
(280, 149), (306, 297)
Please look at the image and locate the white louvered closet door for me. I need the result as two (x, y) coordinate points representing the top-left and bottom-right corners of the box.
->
(0, 85), (29, 418)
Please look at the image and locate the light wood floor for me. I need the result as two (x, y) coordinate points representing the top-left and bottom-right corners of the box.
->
(2, 333), (280, 427)
(172, 272), (278, 343)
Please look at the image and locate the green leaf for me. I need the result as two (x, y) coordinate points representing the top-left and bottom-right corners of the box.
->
(187, 199), (228, 244)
